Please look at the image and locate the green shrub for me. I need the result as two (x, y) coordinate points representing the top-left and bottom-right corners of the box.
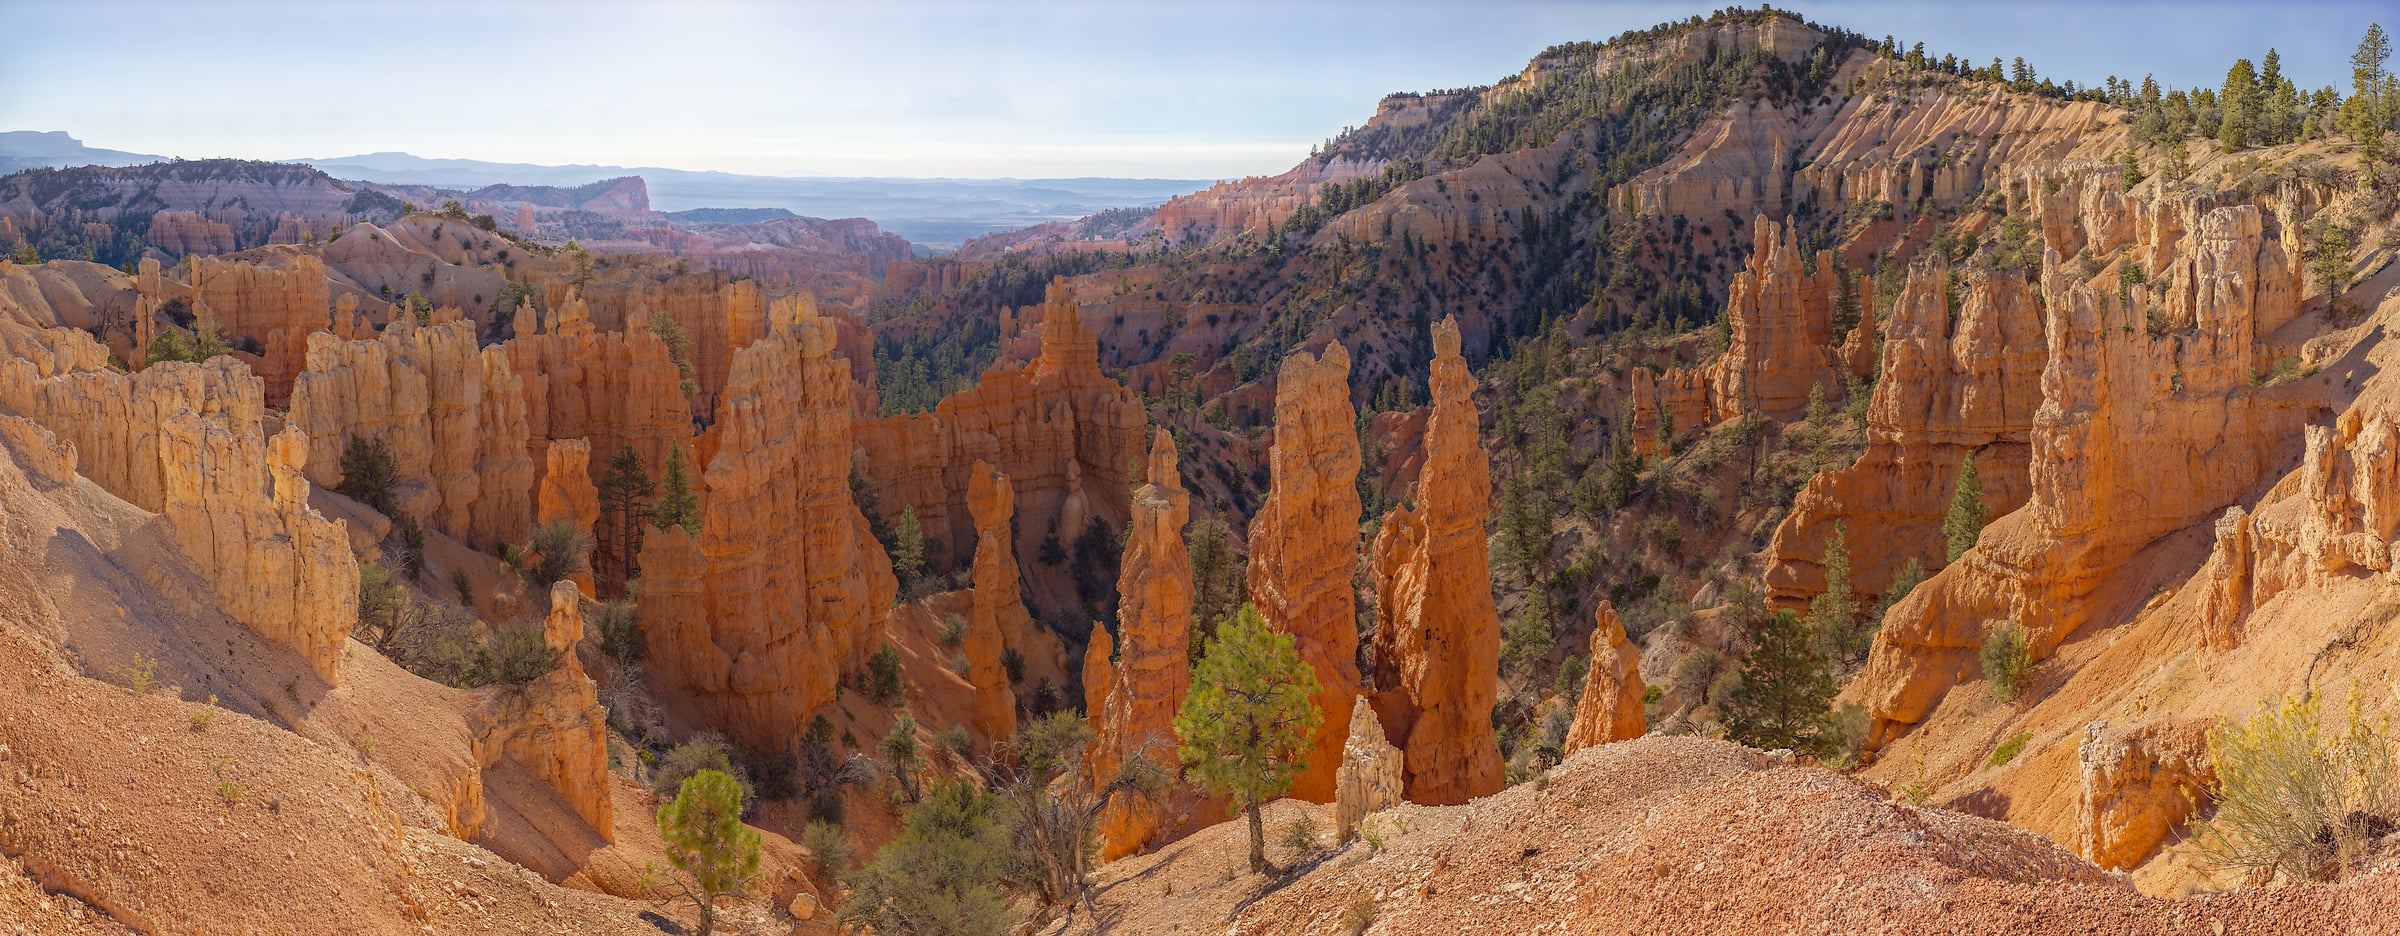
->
(865, 642), (905, 706)
(524, 520), (591, 588)
(938, 614), (969, 647)
(801, 819), (851, 884)
(592, 599), (644, 664)
(1980, 622), (2032, 701)
(1990, 731), (2032, 767)
(653, 734), (754, 803)
(336, 435), (399, 514)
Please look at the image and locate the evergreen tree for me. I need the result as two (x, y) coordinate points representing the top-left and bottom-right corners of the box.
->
(1718, 608), (1840, 757)
(1809, 522), (1862, 660)
(882, 712), (926, 804)
(1175, 604), (1324, 873)
(2351, 24), (2391, 139)
(653, 769), (762, 936)
(840, 778), (1012, 936)
(596, 445), (654, 590)
(1185, 512), (1244, 663)
(2221, 58), (2260, 152)
(654, 444), (699, 533)
(2165, 135), (2194, 182)
(890, 507), (926, 587)
(651, 310), (698, 396)
(2118, 139), (2147, 190)
(1944, 454), (1986, 564)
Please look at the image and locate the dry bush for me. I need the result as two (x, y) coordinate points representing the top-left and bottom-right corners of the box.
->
(2195, 693), (2399, 882)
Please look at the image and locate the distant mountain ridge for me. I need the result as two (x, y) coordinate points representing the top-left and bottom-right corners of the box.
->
(0, 131), (163, 174)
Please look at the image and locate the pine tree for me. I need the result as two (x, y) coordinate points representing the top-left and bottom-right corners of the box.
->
(654, 444), (699, 533)
(654, 769), (762, 936)
(838, 778), (1012, 936)
(2221, 58), (2260, 152)
(1944, 453), (1986, 564)
(2119, 139), (2147, 190)
(2165, 135), (2193, 182)
(595, 445), (654, 591)
(2351, 24), (2391, 140)
(890, 507), (926, 587)
(1809, 522), (1862, 660)
(1175, 604), (1324, 874)
(1718, 608), (1840, 757)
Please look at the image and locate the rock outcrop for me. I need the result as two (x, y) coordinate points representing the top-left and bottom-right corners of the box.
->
(1092, 430), (1194, 858)
(1368, 318), (1502, 805)
(493, 582), (616, 843)
(1333, 698), (1403, 844)
(1709, 217), (1843, 421)
(1564, 602), (1646, 753)
(286, 318), (535, 548)
(2075, 717), (2213, 871)
(1857, 205), (2309, 749)
(2199, 406), (2400, 651)
(853, 280), (1143, 608)
(1765, 261), (2046, 605)
(0, 330), (358, 683)
(164, 411), (359, 685)
(963, 460), (1023, 750)
(637, 297), (896, 753)
(1247, 341), (1363, 804)
(536, 438), (600, 536)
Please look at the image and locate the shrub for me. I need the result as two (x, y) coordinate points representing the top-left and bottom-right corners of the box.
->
(652, 769), (762, 936)
(525, 520), (592, 588)
(652, 734), (754, 803)
(2195, 693), (2399, 882)
(1279, 812), (1323, 854)
(865, 642), (906, 706)
(390, 514), (426, 580)
(1990, 731), (2032, 767)
(1000, 646), (1026, 684)
(801, 819), (851, 884)
(938, 614), (969, 647)
(592, 599), (643, 664)
(1980, 622), (2032, 701)
(838, 779), (1012, 936)
(1343, 898), (1380, 935)
(336, 435), (399, 515)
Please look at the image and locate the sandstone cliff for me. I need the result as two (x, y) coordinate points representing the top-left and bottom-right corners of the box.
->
(1367, 318), (1502, 805)
(1709, 217), (1844, 420)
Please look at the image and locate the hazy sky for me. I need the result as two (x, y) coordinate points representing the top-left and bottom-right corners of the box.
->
(3, 0), (2386, 179)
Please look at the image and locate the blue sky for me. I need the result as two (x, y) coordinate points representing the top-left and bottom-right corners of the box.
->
(1, 0), (2385, 179)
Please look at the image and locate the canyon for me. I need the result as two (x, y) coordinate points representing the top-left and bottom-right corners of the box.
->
(3, 7), (2400, 935)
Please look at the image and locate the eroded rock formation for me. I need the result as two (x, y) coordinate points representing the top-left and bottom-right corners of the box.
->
(1368, 317), (1502, 806)
(1564, 602), (1646, 753)
(2075, 717), (2213, 871)
(1092, 430), (1195, 858)
(854, 280), (1143, 608)
(1710, 216), (1843, 420)
(1334, 698), (1403, 844)
(164, 414), (358, 684)
(1248, 341), (1363, 804)
(2199, 406), (2400, 650)
(188, 253), (333, 406)
(964, 460), (1023, 749)
(637, 298), (895, 753)
(287, 318), (534, 547)
(1765, 261), (2045, 605)
(1857, 205), (2309, 749)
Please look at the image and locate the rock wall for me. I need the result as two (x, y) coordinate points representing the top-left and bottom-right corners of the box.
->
(2199, 405), (2400, 651)
(0, 329), (357, 683)
(286, 318), (535, 548)
(1247, 341), (1363, 804)
(189, 253), (332, 407)
(1094, 430), (1195, 858)
(637, 298), (896, 754)
(163, 408), (359, 685)
(1764, 261), (2046, 605)
(505, 293), (690, 591)
(1856, 205), (2310, 749)
(536, 438), (600, 596)
(1367, 317), (1502, 805)
(2075, 717), (2212, 871)
(1563, 602), (1646, 753)
(963, 460), (1023, 750)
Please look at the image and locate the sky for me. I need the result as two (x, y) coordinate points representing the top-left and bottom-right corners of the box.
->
(2, 0), (2387, 180)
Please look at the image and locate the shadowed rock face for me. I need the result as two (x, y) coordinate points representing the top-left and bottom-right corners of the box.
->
(1369, 316), (1502, 806)
(637, 297), (896, 755)
(1248, 340), (1363, 804)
